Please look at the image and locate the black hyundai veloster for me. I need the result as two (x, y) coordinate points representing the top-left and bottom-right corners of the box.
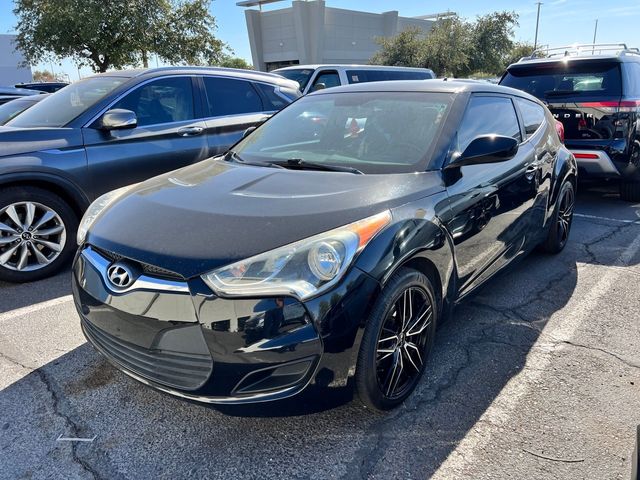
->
(72, 81), (576, 411)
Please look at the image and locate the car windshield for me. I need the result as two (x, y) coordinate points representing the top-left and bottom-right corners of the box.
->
(6, 76), (127, 128)
(275, 68), (315, 91)
(0, 98), (38, 125)
(501, 62), (622, 99)
(231, 91), (453, 174)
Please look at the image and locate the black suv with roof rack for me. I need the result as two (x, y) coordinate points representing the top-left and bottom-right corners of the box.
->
(500, 43), (640, 201)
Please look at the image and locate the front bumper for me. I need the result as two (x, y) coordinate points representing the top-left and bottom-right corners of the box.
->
(73, 245), (379, 404)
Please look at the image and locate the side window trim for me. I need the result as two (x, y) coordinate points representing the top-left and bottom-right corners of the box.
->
(84, 75), (199, 129)
(513, 96), (547, 142)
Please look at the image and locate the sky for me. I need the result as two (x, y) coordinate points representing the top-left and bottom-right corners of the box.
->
(1, 0), (639, 80)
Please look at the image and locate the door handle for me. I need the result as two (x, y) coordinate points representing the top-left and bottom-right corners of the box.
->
(177, 126), (204, 137)
(525, 165), (539, 182)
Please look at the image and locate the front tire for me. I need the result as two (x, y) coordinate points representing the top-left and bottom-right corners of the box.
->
(540, 179), (575, 254)
(355, 268), (437, 411)
(0, 187), (78, 283)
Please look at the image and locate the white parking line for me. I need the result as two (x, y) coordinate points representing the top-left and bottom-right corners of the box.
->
(432, 232), (640, 478)
(0, 295), (73, 324)
(574, 212), (640, 224)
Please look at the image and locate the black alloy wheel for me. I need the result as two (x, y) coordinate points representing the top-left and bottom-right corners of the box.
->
(540, 180), (575, 254)
(356, 268), (437, 411)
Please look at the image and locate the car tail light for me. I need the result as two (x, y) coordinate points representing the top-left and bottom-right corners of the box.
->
(555, 120), (565, 143)
(577, 100), (640, 113)
(573, 152), (599, 159)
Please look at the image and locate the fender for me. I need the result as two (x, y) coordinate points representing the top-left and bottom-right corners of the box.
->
(0, 169), (91, 212)
(547, 147), (578, 223)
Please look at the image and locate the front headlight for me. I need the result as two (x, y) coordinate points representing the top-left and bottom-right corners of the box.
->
(76, 184), (138, 245)
(202, 210), (391, 300)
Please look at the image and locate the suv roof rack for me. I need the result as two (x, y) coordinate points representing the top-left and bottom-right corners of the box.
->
(523, 43), (640, 61)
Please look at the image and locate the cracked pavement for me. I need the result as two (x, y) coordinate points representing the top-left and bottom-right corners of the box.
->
(1, 184), (639, 479)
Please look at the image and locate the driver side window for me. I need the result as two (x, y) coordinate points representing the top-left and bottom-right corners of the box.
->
(457, 96), (522, 153)
(111, 77), (195, 127)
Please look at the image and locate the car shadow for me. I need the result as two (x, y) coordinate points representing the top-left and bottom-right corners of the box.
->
(0, 266), (72, 314)
(1, 185), (637, 478)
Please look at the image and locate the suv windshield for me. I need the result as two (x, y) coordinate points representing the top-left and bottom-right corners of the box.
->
(501, 62), (622, 99)
(7, 76), (127, 128)
(275, 68), (315, 91)
(231, 91), (453, 174)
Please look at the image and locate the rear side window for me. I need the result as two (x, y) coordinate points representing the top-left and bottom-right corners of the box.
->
(112, 77), (195, 127)
(457, 96), (521, 152)
(346, 70), (433, 84)
(622, 62), (640, 97)
(204, 77), (262, 117)
(501, 62), (622, 99)
(515, 98), (546, 138)
(254, 83), (288, 111)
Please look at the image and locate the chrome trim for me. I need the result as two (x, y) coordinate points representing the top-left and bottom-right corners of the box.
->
(81, 246), (190, 294)
(571, 149), (620, 176)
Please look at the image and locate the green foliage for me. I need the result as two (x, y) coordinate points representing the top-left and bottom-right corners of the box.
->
(218, 56), (254, 70)
(13, 0), (227, 73)
(370, 27), (427, 68)
(504, 41), (535, 67)
(32, 69), (64, 82)
(372, 11), (522, 77)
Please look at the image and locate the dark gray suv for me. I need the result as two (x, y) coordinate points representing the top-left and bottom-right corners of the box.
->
(0, 67), (300, 282)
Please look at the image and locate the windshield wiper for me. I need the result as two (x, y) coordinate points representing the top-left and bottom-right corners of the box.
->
(225, 151), (286, 169)
(274, 158), (364, 175)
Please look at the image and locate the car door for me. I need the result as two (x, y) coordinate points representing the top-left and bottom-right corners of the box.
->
(83, 76), (208, 197)
(200, 76), (272, 157)
(513, 96), (555, 248)
(442, 94), (539, 297)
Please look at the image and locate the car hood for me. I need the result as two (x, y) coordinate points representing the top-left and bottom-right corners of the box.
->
(0, 126), (83, 157)
(88, 158), (445, 278)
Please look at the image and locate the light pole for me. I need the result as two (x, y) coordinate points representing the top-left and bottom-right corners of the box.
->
(533, 2), (543, 51)
(592, 19), (598, 44)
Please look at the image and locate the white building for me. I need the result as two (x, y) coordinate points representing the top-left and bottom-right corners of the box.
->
(0, 35), (32, 87)
(239, 0), (440, 71)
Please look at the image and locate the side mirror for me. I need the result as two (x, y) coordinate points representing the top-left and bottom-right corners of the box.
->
(243, 126), (256, 138)
(446, 135), (519, 169)
(101, 109), (137, 130)
(311, 82), (326, 92)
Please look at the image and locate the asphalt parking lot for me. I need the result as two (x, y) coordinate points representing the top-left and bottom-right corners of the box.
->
(1, 183), (639, 480)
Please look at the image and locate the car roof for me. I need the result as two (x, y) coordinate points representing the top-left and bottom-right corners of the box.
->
(309, 79), (541, 100)
(88, 66), (299, 88)
(273, 64), (434, 72)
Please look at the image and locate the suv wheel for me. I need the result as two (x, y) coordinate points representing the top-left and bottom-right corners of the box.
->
(620, 180), (640, 203)
(355, 268), (437, 411)
(0, 187), (78, 283)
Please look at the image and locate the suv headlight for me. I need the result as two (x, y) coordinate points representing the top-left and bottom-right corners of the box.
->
(202, 210), (391, 300)
(76, 184), (138, 245)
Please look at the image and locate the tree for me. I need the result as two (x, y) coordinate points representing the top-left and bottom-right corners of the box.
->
(468, 12), (519, 75)
(218, 56), (253, 70)
(370, 27), (427, 68)
(32, 69), (64, 82)
(13, 0), (227, 73)
(504, 41), (535, 67)
(421, 16), (472, 77)
(371, 11), (523, 77)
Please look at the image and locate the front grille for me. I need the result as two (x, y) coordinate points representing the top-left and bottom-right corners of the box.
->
(83, 319), (213, 391)
(91, 246), (182, 280)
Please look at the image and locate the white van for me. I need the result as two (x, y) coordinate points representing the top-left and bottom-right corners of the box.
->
(273, 64), (435, 95)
